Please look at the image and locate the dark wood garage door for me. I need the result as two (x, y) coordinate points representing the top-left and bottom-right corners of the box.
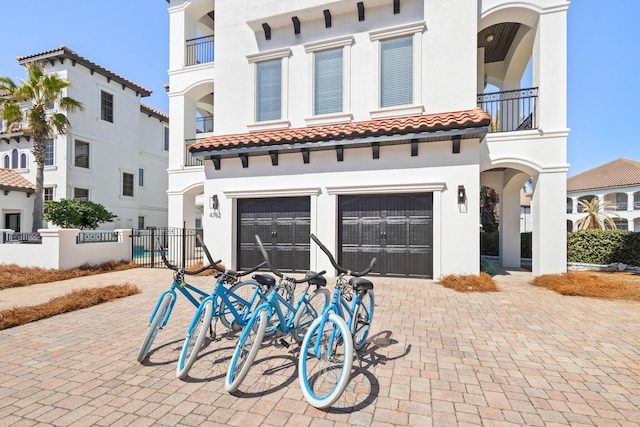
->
(238, 197), (310, 272)
(338, 193), (433, 278)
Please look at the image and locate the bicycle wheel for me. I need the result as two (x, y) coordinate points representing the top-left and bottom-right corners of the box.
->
(225, 307), (268, 393)
(137, 292), (173, 363)
(218, 279), (262, 330)
(176, 299), (214, 379)
(351, 290), (374, 350)
(291, 288), (330, 344)
(299, 313), (353, 409)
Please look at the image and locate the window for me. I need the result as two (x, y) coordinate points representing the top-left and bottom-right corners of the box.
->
(122, 172), (134, 197)
(74, 188), (89, 201)
(11, 149), (18, 169)
(101, 90), (114, 123)
(138, 216), (145, 229)
(45, 140), (54, 166)
(163, 127), (169, 151)
(20, 153), (27, 169)
(3, 155), (8, 168)
(256, 59), (282, 122)
(380, 36), (413, 108)
(75, 141), (89, 168)
(138, 168), (144, 186)
(5, 213), (20, 232)
(314, 49), (343, 115)
(43, 187), (54, 202)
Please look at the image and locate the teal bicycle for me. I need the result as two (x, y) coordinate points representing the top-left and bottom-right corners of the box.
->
(224, 234), (330, 393)
(298, 233), (376, 409)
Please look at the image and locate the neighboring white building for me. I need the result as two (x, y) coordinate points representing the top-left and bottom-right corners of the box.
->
(520, 190), (533, 233)
(567, 158), (640, 232)
(165, 0), (569, 278)
(0, 46), (169, 231)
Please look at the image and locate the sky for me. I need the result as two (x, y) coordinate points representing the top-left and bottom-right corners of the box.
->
(0, 0), (637, 177)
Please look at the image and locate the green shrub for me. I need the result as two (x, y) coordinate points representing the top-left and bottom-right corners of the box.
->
(480, 232), (531, 258)
(567, 230), (640, 266)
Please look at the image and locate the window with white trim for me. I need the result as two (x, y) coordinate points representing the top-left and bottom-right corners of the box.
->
(101, 90), (114, 123)
(380, 36), (413, 108)
(74, 188), (89, 201)
(44, 187), (54, 202)
(3, 155), (8, 168)
(11, 149), (18, 169)
(256, 59), (282, 122)
(122, 172), (134, 197)
(75, 140), (89, 168)
(314, 49), (343, 115)
(20, 153), (27, 169)
(138, 168), (144, 187)
(163, 127), (169, 151)
(45, 140), (54, 166)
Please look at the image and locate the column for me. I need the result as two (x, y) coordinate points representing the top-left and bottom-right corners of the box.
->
(532, 171), (567, 276)
(499, 187), (522, 268)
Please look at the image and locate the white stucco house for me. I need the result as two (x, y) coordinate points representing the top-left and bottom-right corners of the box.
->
(567, 158), (640, 232)
(165, 0), (570, 278)
(0, 46), (169, 232)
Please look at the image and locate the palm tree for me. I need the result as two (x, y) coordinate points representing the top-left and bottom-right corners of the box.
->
(575, 197), (618, 230)
(0, 61), (83, 232)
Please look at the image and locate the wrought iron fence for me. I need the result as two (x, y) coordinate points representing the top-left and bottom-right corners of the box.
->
(76, 231), (119, 244)
(478, 87), (538, 133)
(184, 140), (205, 167)
(131, 227), (204, 269)
(2, 232), (42, 244)
(196, 115), (214, 133)
(186, 35), (215, 66)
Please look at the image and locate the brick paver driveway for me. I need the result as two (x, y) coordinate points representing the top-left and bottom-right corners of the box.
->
(0, 269), (638, 426)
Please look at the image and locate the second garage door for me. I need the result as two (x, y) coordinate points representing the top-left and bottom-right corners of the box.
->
(338, 193), (433, 278)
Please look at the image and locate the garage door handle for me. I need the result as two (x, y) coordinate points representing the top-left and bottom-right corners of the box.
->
(271, 231), (277, 238)
(380, 232), (386, 239)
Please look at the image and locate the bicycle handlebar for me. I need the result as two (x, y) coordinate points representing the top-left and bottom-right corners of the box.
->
(196, 234), (266, 277)
(254, 234), (325, 283)
(155, 237), (215, 275)
(309, 233), (376, 277)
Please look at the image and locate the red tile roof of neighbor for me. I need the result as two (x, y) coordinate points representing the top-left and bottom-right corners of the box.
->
(0, 169), (36, 193)
(189, 108), (491, 153)
(16, 46), (152, 97)
(567, 158), (640, 192)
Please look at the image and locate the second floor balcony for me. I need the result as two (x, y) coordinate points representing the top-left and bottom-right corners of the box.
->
(185, 140), (204, 167)
(478, 87), (538, 133)
(186, 35), (214, 66)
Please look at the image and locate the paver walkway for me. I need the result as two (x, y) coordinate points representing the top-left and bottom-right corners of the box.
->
(0, 267), (638, 426)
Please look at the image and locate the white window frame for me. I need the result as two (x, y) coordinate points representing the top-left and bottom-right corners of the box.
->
(73, 187), (90, 201)
(304, 35), (354, 126)
(246, 48), (291, 132)
(74, 140), (90, 169)
(44, 139), (55, 166)
(369, 22), (425, 120)
(121, 170), (135, 198)
(100, 89), (115, 123)
(43, 186), (55, 202)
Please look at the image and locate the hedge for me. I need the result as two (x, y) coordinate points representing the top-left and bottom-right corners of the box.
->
(480, 230), (640, 267)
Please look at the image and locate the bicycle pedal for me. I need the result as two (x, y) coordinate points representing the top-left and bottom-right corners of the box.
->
(209, 333), (217, 340)
(279, 339), (290, 348)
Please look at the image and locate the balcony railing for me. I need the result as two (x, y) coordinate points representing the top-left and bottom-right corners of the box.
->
(635, 201), (640, 210)
(196, 116), (214, 133)
(478, 87), (538, 133)
(186, 35), (215, 66)
(614, 202), (628, 211)
(185, 140), (204, 167)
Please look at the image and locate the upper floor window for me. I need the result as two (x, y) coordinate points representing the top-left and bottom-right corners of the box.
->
(101, 90), (114, 123)
(75, 140), (90, 168)
(314, 49), (343, 115)
(44, 187), (54, 202)
(256, 59), (282, 122)
(74, 188), (89, 201)
(11, 149), (18, 169)
(122, 172), (134, 197)
(3, 154), (9, 168)
(380, 36), (413, 108)
(20, 153), (27, 169)
(45, 140), (54, 166)
(138, 168), (144, 186)
(163, 127), (169, 151)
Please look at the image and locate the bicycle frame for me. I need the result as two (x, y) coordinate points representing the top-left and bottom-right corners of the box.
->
(148, 275), (210, 330)
(251, 281), (315, 336)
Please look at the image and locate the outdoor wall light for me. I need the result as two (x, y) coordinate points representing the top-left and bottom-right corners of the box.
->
(457, 185), (466, 205)
(209, 194), (219, 210)
(485, 34), (495, 43)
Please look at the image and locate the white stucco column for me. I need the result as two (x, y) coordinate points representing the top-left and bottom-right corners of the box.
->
(627, 192), (634, 212)
(532, 171), (567, 276)
(499, 187), (521, 268)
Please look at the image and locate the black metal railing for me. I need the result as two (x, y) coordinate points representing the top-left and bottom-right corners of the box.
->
(186, 35), (215, 66)
(614, 202), (628, 211)
(131, 226), (204, 269)
(184, 140), (205, 167)
(2, 232), (42, 244)
(196, 115), (214, 133)
(478, 87), (538, 133)
(635, 201), (640, 210)
(76, 231), (119, 244)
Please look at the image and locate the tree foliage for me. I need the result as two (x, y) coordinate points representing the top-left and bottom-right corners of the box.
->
(0, 62), (83, 231)
(480, 186), (500, 232)
(44, 199), (117, 230)
(575, 197), (618, 231)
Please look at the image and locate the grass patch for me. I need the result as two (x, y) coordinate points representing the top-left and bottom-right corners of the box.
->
(438, 272), (499, 292)
(0, 283), (140, 330)
(0, 261), (138, 290)
(531, 271), (640, 301)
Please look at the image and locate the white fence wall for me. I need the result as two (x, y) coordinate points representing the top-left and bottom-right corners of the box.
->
(0, 229), (132, 270)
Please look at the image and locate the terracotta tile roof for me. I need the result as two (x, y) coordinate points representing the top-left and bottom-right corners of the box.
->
(567, 158), (640, 192)
(189, 108), (491, 153)
(140, 103), (169, 122)
(17, 46), (152, 97)
(0, 168), (35, 193)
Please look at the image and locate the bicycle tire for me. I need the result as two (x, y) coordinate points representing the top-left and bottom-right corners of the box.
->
(225, 307), (268, 393)
(218, 279), (262, 330)
(351, 290), (374, 350)
(176, 299), (214, 379)
(298, 313), (353, 409)
(137, 292), (173, 363)
(291, 288), (330, 344)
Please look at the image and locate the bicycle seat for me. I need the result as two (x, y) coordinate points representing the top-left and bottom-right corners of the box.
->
(305, 271), (327, 287)
(253, 274), (276, 287)
(349, 277), (373, 291)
